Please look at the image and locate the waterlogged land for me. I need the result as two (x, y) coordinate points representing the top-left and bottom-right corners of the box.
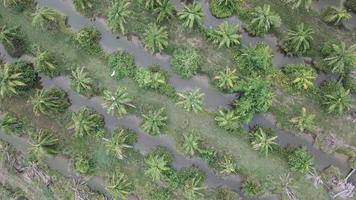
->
(0, 0), (356, 200)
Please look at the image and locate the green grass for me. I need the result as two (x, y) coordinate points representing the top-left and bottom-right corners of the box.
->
(0, 4), (332, 200)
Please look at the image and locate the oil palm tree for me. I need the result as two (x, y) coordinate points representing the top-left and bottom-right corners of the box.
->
(177, 89), (204, 113)
(182, 133), (201, 156)
(104, 129), (133, 160)
(219, 155), (238, 174)
(32, 7), (64, 30)
(31, 88), (70, 116)
(144, 155), (170, 181)
(183, 175), (205, 199)
(33, 49), (57, 76)
(107, 0), (131, 34)
(107, 173), (132, 199)
(323, 6), (351, 26)
(0, 64), (26, 98)
(150, 72), (166, 89)
(103, 88), (135, 117)
(251, 127), (277, 157)
(143, 23), (168, 53)
(283, 0), (313, 10)
(247, 4), (281, 35)
(0, 113), (22, 134)
(282, 23), (313, 55)
(178, 2), (204, 29)
(29, 130), (58, 159)
(143, 0), (161, 9)
(290, 107), (315, 133)
(70, 67), (95, 96)
(154, 0), (175, 22)
(69, 107), (105, 137)
(141, 108), (167, 135)
(0, 25), (17, 48)
(208, 22), (241, 48)
(214, 67), (238, 91)
(321, 87), (353, 115)
(214, 109), (239, 131)
(324, 43), (356, 75)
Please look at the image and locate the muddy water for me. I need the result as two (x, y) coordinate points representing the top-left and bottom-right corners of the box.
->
(39, 75), (250, 198)
(35, 0), (235, 110)
(0, 43), (14, 62)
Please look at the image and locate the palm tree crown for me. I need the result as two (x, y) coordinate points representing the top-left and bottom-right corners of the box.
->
(103, 88), (135, 117)
(0, 64), (26, 98)
(107, 0), (131, 34)
(107, 173), (132, 199)
(248, 4), (281, 35)
(251, 127), (277, 157)
(323, 6), (351, 26)
(215, 109), (239, 131)
(283, 23), (313, 55)
(143, 23), (169, 53)
(33, 49), (58, 76)
(105, 129), (133, 160)
(141, 108), (167, 135)
(178, 2), (204, 28)
(70, 67), (95, 96)
(214, 67), (238, 91)
(0, 25), (17, 48)
(283, 0), (313, 10)
(154, 0), (175, 22)
(145, 155), (170, 181)
(29, 130), (58, 160)
(31, 88), (70, 116)
(182, 133), (201, 156)
(177, 89), (204, 113)
(208, 22), (241, 48)
(324, 43), (356, 75)
(32, 7), (64, 30)
(69, 107), (105, 137)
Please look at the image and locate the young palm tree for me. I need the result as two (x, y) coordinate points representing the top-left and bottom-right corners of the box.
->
(214, 67), (238, 91)
(69, 107), (105, 137)
(103, 88), (135, 117)
(150, 72), (166, 89)
(322, 87), (353, 115)
(144, 155), (170, 181)
(183, 175), (205, 199)
(141, 108), (167, 135)
(143, 0), (161, 9)
(282, 23), (313, 55)
(32, 7), (63, 30)
(182, 133), (201, 156)
(324, 43), (356, 75)
(107, 173), (132, 199)
(143, 23), (168, 53)
(107, 0), (131, 34)
(70, 67), (95, 96)
(104, 129), (133, 160)
(33, 49), (57, 76)
(247, 4), (281, 35)
(29, 130), (58, 159)
(323, 6), (351, 26)
(251, 128), (277, 157)
(178, 2), (204, 29)
(0, 64), (26, 98)
(219, 155), (238, 174)
(31, 88), (70, 116)
(283, 0), (313, 10)
(154, 0), (175, 23)
(290, 107), (315, 133)
(0, 113), (22, 134)
(177, 89), (204, 113)
(208, 22), (241, 48)
(214, 109), (239, 131)
(0, 25), (17, 48)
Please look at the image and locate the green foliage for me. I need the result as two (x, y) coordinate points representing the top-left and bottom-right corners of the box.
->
(154, 0), (175, 23)
(0, 25), (24, 53)
(105, 128), (135, 160)
(69, 107), (105, 137)
(73, 0), (96, 16)
(182, 133), (201, 156)
(0, 112), (23, 134)
(219, 155), (238, 174)
(0, 63), (26, 98)
(288, 148), (313, 174)
(134, 67), (171, 95)
(250, 127), (277, 157)
(9, 60), (37, 92)
(289, 107), (315, 133)
(319, 81), (353, 115)
(214, 67), (238, 91)
(70, 67), (95, 96)
(323, 43), (356, 75)
(171, 47), (201, 79)
(29, 129), (58, 160)
(75, 26), (101, 53)
(209, 0), (236, 18)
(31, 88), (70, 116)
(235, 42), (273, 76)
(107, 0), (131, 34)
(214, 186), (240, 200)
(283, 0), (313, 10)
(73, 154), (91, 174)
(141, 0), (161, 9)
(282, 23), (313, 55)
(343, 73), (356, 92)
(322, 6), (351, 26)
(177, 168), (206, 199)
(214, 108), (239, 131)
(207, 22), (241, 48)
(143, 23), (168, 53)
(177, 89), (204, 113)
(141, 107), (167, 135)
(2, 0), (33, 12)
(345, 0), (356, 13)
(107, 173), (133, 199)
(149, 186), (174, 200)
(242, 178), (263, 197)
(178, 2), (204, 28)
(103, 88), (135, 117)
(108, 50), (135, 80)
(247, 4), (281, 35)
(145, 154), (170, 181)
(31, 7), (65, 30)
(283, 63), (316, 91)
(33, 48), (58, 77)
